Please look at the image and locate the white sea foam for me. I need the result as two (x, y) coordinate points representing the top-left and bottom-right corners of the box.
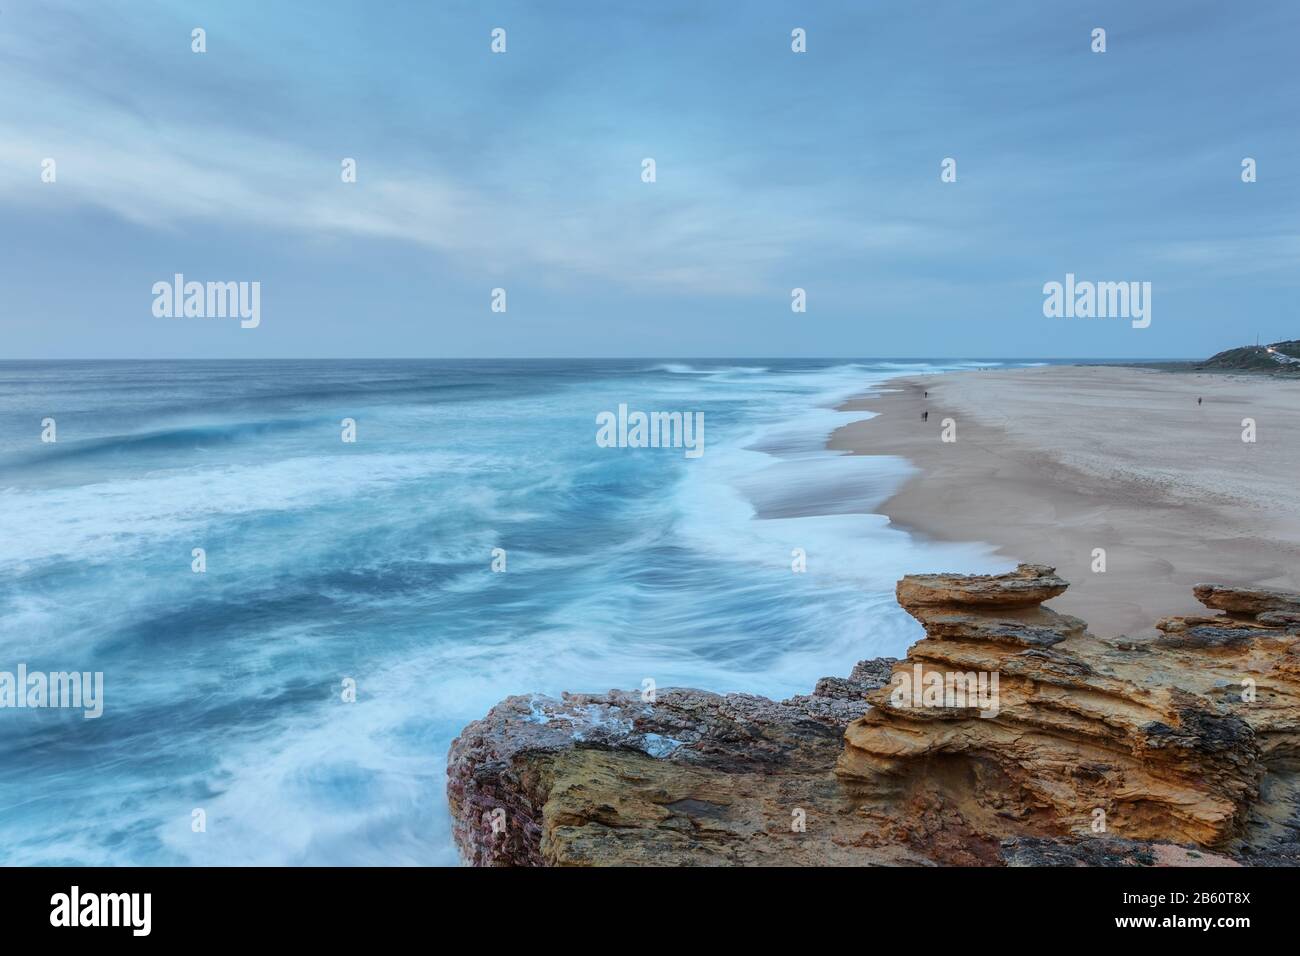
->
(0, 359), (1019, 868)
(0, 450), (491, 572)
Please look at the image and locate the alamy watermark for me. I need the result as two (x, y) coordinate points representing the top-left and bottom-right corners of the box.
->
(50, 886), (150, 936)
(0, 664), (103, 718)
(152, 274), (261, 328)
(1043, 273), (1150, 329)
(596, 404), (705, 458)
(890, 664), (999, 718)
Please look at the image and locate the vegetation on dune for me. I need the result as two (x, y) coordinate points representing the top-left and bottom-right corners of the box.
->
(1197, 340), (1300, 372)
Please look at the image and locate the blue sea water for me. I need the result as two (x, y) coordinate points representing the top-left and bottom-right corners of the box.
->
(0, 359), (1013, 865)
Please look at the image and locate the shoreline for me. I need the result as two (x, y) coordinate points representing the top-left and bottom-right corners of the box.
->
(830, 364), (1300, 638)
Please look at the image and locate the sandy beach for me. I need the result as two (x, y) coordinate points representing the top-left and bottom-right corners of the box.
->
(830, 364), (1300, 637)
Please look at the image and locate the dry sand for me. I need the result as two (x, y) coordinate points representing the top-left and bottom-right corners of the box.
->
(829, 365), (1300, 637)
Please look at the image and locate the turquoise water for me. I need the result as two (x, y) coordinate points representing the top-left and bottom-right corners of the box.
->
(0, 359), (1009, 864)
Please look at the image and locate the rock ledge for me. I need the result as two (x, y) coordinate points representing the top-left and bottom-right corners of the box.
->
(448, 566), (1300, 866)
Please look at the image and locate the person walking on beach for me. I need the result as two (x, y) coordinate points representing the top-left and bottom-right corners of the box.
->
(1198, 397), (1202, 406)
(922, 410), (928, 422)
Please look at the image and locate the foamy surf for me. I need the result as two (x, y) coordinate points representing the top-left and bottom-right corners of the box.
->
(0, 359), (1021, 865)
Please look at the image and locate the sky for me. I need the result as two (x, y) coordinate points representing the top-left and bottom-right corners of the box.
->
(0, 0), (1297, 359)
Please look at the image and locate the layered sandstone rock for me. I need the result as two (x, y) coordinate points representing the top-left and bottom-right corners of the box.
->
(445, 665), (915, 867)
(447, 566), (1300, 866)
(838, 566), (1300, 861)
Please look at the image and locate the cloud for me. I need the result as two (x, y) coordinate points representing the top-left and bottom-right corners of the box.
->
(2, 63), (918, 298)
(0, 0), (950, 297)
(1145, 235), (1300, 279)
(0, 112), (878, 295)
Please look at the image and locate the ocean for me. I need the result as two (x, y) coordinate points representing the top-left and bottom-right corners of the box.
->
(0, 359), (1012, 865)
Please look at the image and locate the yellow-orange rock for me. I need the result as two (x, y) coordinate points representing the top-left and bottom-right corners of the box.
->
(838, 565), (1300, 859)
(448, 565), (1300, 866)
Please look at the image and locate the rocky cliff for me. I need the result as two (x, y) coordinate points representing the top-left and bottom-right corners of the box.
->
(447, 565), (1300, 866)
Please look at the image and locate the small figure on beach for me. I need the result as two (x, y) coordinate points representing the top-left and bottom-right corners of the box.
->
(922, 410), (929, 422)
(924, 391), (928, 398)
(1198, 397), (1202, 406)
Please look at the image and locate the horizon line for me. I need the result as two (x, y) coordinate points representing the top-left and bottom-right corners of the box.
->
(0, 356), (1208, 363)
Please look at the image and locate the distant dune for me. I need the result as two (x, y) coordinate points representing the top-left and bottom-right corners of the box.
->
(1198, 340), (1300, 373)
(1138, 340), (1300, 375)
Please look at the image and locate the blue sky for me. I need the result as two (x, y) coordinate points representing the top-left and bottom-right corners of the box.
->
(1, 0), (1296, 359)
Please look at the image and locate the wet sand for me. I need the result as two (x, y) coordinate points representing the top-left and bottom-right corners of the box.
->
(830, 365), (1300, 637)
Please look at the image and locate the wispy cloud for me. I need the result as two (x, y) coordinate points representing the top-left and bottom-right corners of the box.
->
(0, 0), (954, 297)
(1145, 235), (1300, 279)
(3, 0), (1298, 359)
